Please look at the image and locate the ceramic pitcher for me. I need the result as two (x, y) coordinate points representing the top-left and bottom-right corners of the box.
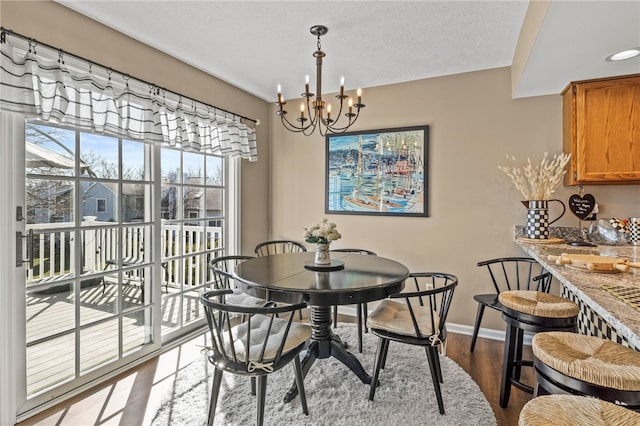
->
(525, 199), (566, 239)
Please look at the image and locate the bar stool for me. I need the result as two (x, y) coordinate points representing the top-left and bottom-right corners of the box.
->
(519, 394), (640, 426)
(499, 289), (579, 408)
(532, 331), (640, 411)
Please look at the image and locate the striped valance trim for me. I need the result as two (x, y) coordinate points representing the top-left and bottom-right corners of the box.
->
(0, 38), (258, 161)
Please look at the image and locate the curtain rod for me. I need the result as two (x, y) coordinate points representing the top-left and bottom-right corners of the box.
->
(0, 26), (259, 126)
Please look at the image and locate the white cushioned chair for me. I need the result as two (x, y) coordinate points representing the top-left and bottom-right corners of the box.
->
(367, 272), (458, 415)
(201, 289), (311, 426)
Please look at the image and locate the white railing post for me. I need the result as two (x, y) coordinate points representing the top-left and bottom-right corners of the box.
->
(82, 216), (98, 273)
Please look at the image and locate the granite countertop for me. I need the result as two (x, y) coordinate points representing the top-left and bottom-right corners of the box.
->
(516, 238), (640, 349)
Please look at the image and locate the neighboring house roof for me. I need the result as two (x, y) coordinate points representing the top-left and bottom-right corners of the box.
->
(26, 141), (91, 172)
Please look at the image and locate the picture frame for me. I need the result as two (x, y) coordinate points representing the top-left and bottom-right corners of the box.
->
(325, 125), (429, 217)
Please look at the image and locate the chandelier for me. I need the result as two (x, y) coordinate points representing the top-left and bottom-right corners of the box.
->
(276, 25), (365, 136)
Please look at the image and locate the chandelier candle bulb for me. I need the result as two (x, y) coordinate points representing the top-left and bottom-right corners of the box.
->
(277, 85), (283, 105)
(305, 75), (310, 96)
(340, 76), (345, 97)
(357, 88), (362, 105)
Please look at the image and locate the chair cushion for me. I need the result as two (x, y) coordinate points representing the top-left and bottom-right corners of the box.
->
(532, 332), (640, 391)
(519, 394), (640, 426)
(227, 289), (268, 307)
(499, 290), (579, 318)
(367, 299), (440, 338)
(224, 314), (311, 362)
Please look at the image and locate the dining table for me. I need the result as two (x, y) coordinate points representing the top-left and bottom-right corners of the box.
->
(233, 251), (410, 402)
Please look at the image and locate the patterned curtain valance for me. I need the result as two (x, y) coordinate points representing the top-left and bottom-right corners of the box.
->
(0, 29), (258, 161)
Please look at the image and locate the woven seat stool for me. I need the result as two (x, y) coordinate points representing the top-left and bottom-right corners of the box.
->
(532, 331), (640, 411)
(519, 394), (640, 426)
(499, 290), (579, 408)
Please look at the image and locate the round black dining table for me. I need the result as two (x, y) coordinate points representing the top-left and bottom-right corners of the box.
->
(234, 251), (409, 402)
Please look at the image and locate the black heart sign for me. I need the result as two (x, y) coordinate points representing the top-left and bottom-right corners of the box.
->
(568, 194), (596, 220)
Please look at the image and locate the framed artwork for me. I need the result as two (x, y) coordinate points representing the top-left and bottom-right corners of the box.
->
(325, 125), (429, 217)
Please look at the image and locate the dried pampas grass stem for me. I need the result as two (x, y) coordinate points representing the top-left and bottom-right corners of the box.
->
(498, 152), (571, 200)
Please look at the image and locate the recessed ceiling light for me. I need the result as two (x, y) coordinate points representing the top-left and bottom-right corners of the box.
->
(605, 48), (640, 62)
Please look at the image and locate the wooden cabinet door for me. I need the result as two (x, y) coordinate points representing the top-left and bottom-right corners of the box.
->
(567, 75), (640, 184)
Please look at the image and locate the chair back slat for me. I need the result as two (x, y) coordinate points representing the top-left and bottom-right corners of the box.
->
(226, 314), (239, 364)
(255, 240), (307, 256)
(256, 314), (275, 363)
(206, 305), (226, 358)
(389, 272), (458, 339)
(209, 255), (255, 290)
(405, 300), (422, 337)
(478, 257), (548, 294)
(273, 309), (297, 366)
(534, 272), (553, 292)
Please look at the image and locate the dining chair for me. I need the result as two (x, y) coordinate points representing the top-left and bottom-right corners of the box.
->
(330, 248), (377, 353)
(367, 272), (458, 415)
(254, 240), (307, 256)
(209, 255), (269, 308)
(209, 254), (275, 397)
(255, 240), (307, 320)
(200, 289), (311, 426)
(470, 257), (549, 352)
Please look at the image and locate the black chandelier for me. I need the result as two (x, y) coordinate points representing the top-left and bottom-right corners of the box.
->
(276, 25), (365, 136)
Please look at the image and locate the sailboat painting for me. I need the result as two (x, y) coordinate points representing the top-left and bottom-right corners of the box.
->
(325, 125), (429, 217)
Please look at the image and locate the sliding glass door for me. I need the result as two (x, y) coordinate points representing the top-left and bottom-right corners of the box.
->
(17, 121), (232, 417)
(21, 122), (157, 412)
(158, 147), (227, 340)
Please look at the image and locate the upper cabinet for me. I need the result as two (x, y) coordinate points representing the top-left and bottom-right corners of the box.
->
(562, 74), (640, 185)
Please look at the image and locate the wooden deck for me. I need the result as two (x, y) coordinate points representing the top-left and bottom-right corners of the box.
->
(25, 280), (204, 395)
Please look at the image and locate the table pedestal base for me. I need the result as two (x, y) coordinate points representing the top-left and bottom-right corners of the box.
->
(284, 306), (372, 403)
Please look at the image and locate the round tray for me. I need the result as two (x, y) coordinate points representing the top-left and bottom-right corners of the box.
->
(304, 259), (345, 271)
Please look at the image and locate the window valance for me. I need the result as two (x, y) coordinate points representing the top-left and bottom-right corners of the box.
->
(0, 29), (258, 161)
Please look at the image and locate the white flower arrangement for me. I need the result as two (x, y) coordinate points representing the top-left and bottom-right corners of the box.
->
(303, 218), (342, 245)
(498, 152), (571, 200)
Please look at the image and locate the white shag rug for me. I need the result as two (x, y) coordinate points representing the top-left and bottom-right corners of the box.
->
(147, 325), (496, 425)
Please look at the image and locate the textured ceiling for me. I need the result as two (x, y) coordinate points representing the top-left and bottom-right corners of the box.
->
(55, 0), (640, 102)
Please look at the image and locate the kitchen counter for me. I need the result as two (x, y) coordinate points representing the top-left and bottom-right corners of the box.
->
(516, 239), (640, 350)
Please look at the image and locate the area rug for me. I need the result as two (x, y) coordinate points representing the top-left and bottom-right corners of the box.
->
(147, 325), (496, 425)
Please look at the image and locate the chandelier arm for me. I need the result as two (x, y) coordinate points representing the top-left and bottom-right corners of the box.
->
(331, 96), (346, 122)
(306, 96), (317, 127)
(280, 114), (311, 133)
(323, 109), (361, 134)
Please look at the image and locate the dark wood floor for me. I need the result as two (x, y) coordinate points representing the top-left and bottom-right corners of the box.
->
(447, 332), (533, 426)
(17, 314), (532, 426)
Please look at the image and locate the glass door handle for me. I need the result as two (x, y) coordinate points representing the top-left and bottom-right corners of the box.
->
(16, 229), (33, 269)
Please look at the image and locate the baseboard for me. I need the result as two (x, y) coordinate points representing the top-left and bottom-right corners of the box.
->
(336, 306), (533, 346)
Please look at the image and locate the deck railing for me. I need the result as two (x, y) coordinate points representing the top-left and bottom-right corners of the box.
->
(25, 220), (221, 289)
